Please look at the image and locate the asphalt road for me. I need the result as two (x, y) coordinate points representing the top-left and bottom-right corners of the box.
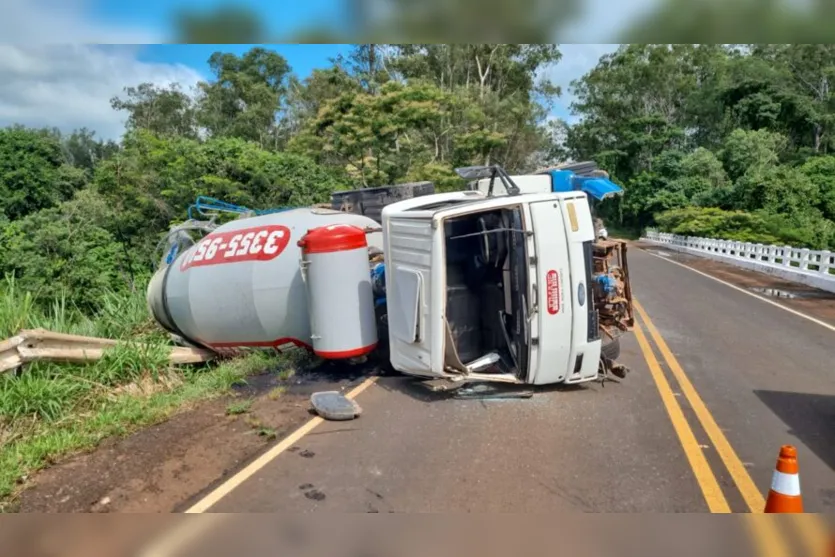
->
(148, 244), (833, 554)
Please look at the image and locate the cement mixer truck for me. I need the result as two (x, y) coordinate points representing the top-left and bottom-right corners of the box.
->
(147, 163), (633, 387)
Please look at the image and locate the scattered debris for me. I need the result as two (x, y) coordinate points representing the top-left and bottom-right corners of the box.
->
(310, 391), (362, 421)
(454, 383), (535, 400)
(421, 377), (468, 393)
(599, 355), (629, 381)
(0, 328), (214, 374)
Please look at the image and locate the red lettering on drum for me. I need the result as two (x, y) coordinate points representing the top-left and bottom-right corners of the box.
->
(180, 225), (291, 270)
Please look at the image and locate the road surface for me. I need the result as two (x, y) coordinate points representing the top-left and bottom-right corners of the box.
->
(118, 244), (835, 554)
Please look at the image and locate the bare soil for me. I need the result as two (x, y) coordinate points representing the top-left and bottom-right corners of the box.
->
(16, 360), (377, 513)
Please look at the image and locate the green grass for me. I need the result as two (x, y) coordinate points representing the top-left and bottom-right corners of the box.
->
(0, 351), (286, 510)
(226, 398), (254, 415)
(0, 278), (294, 510)
(256, 427), (277, 440)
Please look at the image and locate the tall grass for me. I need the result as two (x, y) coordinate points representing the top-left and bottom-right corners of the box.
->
(0, 275), (290, 508)
(0, 276), (37, 338)
(0, 275), (155, 340)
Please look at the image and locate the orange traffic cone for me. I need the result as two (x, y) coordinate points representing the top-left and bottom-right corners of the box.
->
(764, 445), (803, 513)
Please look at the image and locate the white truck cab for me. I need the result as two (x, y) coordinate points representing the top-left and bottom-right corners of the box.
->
(381, 183), (604, 386)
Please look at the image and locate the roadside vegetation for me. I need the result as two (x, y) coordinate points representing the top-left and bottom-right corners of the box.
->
(0, 277), (294, 510)
(564, 45), (835, 249)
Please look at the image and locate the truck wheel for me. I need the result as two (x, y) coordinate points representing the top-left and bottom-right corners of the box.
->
(601, 337), (620, 360)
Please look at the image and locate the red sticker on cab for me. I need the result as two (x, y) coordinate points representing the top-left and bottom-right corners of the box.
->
(546, 269), (561, 315)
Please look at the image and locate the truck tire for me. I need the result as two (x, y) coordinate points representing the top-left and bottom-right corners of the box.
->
(601, 336), (620, 360)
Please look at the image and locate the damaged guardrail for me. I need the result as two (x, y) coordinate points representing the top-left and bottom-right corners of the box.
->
(642, 229), (835, 294)
(0, 329), (215, 375)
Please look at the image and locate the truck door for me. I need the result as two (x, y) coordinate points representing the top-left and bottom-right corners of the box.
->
(527, 201), (574, 384)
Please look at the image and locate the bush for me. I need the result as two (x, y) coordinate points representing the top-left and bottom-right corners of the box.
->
(93, 131), (348, 260)
(654, 206), (835, 249)
(654, 207), (779, 243)
(0, 202), (131, 313)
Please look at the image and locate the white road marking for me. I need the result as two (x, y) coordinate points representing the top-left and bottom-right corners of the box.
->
(639, 247), (835, 334)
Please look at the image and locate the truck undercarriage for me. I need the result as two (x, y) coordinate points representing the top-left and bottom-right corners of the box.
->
(593, 239), (634, 378)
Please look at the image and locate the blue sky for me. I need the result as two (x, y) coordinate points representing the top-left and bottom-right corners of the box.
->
(137, 44), (352, 80)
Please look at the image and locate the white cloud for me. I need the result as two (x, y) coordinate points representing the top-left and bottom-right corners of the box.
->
(0, 0), (163, 43)
(0, 45), (204, 140)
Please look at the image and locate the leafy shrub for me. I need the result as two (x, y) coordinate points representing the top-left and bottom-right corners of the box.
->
(654, 206), (835, 249)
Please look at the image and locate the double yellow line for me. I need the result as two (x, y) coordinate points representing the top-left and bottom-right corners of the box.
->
(633, 298), (830, 556)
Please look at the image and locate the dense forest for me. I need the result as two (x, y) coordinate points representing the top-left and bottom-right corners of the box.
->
(2, 43), (835, 317)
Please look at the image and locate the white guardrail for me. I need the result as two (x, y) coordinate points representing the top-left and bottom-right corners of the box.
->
(642, 229), (835, 294)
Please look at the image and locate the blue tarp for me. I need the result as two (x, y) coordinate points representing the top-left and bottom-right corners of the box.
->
(539, 169), (623, 201)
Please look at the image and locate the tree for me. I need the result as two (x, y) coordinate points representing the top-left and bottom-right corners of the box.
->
(753, 44), (835, 154)
(61, 128), (119, 174)
(566, 44), (727, 184)
(280, 66), (362, 143)
(389, 44), (561, 102)
(110, 83), (199, 139)
(290, 81), (456, 187)
(196, 48), (292, 148)
(800, 155), (835, 221)
(287, 73), (552, 189)
(720, 128), (787, 182)
(335, 44), (392, 95)
(0, 127), (84, 221)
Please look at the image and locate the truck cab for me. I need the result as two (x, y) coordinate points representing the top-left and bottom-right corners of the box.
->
(378, 164), (633, 386)
(381, 186), (603, 385)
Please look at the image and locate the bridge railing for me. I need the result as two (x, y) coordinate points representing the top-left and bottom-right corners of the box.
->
(642, 229), (835, 293)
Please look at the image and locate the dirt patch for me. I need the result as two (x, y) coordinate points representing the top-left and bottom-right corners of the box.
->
(16, 361), (378, 513)
(634, 241), (835, 326)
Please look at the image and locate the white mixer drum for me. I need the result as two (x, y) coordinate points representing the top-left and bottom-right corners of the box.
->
(146, 207), (382, 351)
(299, 224), (378, 359)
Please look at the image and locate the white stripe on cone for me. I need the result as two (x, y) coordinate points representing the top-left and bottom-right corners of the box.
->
(771, 470), (801, 497)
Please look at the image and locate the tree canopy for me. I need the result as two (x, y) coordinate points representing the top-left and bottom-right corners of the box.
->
(563, 44), (835, 249)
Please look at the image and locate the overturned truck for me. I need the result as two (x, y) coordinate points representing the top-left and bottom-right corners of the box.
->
(146, 162), (633, 387)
